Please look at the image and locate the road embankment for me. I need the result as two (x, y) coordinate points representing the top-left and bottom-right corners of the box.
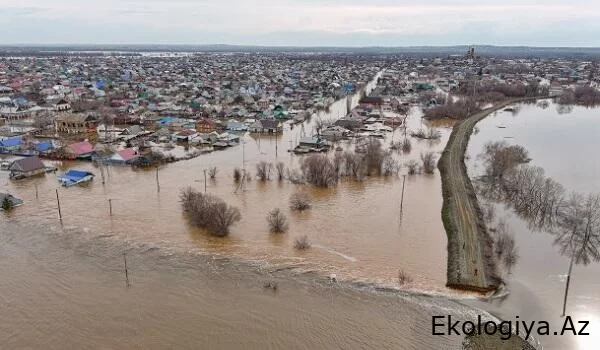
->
(438, 100), (519, 293)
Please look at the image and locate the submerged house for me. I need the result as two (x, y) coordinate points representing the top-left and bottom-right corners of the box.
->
(0, 193), (23, 209)
(8, 156), (47, 179)
(249, 119), (282, 133)
(66, 141), (95, 159)
(109, 148), (138, 164)
(0, 137), (22, 152)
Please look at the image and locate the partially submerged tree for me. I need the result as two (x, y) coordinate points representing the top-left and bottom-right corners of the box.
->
(300, 154), (338, 187)
(406, 160), (421, 175)
(256, 161), (273, 181)
(208, 166), (218, 179)
(267, 208), (288, 233)
(233, 168), (242, 182)
(294, 235), (311, 250)
(290, 192), (311, 211)
(275, 162), (285, 181)
(554, 193), (600, 316)
(401, 138), (412, 153)
(398, 270), (413, 285)
(421, 152), (437, 174)
(179, 187), (241, 237)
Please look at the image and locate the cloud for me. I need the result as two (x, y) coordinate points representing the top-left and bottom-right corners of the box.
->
(0, 0), (598, 46)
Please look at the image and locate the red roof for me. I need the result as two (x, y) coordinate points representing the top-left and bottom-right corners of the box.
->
(68, 141), (94, 156)
(117, 148), (137, 161)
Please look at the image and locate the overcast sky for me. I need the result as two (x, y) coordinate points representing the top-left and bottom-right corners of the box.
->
(1, 0), (599, 46)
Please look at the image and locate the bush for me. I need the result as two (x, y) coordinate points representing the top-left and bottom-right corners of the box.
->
(406, 160), (421, 175)
(256, 161), (273, 181)
(233, 168), (242, 182)
(275, 162), (285, 181)
(421, 152), (437, 174)
(300, 154), (338, 187)
(294, 235), (311, 250)
(267, 208), (288, 233)
(208, 166), (218, 179)
(180, 187), (241, 237)
(290, 192), (311, 211)
(398, 270), (413, 285)
(401, 138), (412, 153)
(382, 156), (400, 176)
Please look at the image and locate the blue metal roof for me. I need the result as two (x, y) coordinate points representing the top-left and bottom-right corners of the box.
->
(0, 138), (22, 147)
(35, 141), (54, 152)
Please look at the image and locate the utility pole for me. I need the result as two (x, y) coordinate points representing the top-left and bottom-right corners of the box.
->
(55, 189), (62, 221)
(155, 166), (160, 193)
(123, 252), (130, 288)
(35, 184), (38, 200)
(108, 198), (113, 216)
(203, 169), (207, 193)
(100, 164), (106, 185)
(400, 175), (406, 212)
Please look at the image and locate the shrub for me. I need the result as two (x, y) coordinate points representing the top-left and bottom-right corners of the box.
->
(256, 161), (273, 181)
(1, 197), (13, 211)
(294, 235), (311, 250)
(208, 166), (218, 179)
(290, 192), (311, 211)
(401, 138), (412, 153)
(267, 208), (288, 233)
(398, 270), (413, 285)
(180, 187), (241, 237)
(421, 152), (437, 174)
(300, 154), (338, 187)
(233, 168), (242, 182)
(275, 162), (285, 181)
(406, 160), (421, 175)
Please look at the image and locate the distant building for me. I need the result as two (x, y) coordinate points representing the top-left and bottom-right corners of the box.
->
(55, 113), (97, 134)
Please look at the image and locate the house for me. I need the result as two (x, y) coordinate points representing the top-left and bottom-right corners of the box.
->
(35, 140), (55, 153)
(299, 137), (325, 148)
(9, 156), (47, 179)
(174, 129), (199, 142)
(54, 99), (71, 111)
(0, 137), (22, 152)
(226, 120), (248, 132)
(55, 113), (97, 134)
(358, 96), (384, 108)
(66, 141), (95, 159)
(196, 118), (216, 133)
(120, 125), (144, 136)
(321, 126), (352, 138)
(0, 193), (23, 209)
(110, 148), (138, 164)
(249, 119), (282, 133)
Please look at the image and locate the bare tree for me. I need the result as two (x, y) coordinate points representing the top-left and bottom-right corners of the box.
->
(290, 192), (311, 211)
(300, 154), (338, 187)
(275, 162), (285, 181)
(233, 168), (242, 182)
(554, 193), (600, 316)
(421, 152), (437, 174)
(208, 166), (218, 179)
(382, 156), (400, 176)
(256, 161), (273, 181)
(406, 160), (421, 175)
(398, 270), (413, 285)
(267, 208), (288, 233)
(401, 138), (412, 153)
(294, 235), (311, 250)
(180, 187), (242, 237)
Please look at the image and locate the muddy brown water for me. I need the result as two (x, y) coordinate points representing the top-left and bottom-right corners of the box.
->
(466, 101), (600, 350)
(0, 78), (491, 348)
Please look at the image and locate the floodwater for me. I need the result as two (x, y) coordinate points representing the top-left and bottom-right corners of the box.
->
(466, 101), (600, 350)
(0, 76), (485, 349)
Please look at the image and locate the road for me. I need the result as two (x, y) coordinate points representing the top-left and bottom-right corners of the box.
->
(438, 101), (517, 292)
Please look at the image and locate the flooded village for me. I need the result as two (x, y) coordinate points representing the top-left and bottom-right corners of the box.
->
(2, 47), (600, 350)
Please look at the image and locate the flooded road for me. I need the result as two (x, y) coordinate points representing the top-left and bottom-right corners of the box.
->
(466, 101), (600, 350)
(0, 75), (480, 348)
